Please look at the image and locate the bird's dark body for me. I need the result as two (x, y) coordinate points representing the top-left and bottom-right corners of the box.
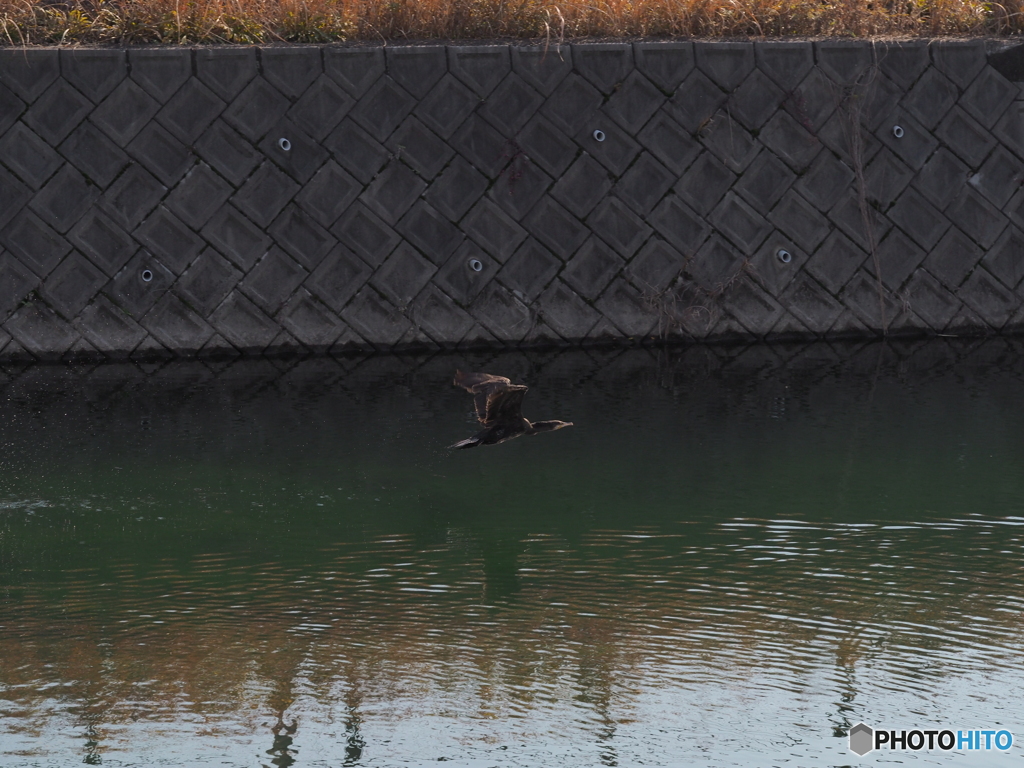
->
(450, 370), (572, 449)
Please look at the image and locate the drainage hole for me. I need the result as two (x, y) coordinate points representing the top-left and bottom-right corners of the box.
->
(468, 258), (483, 272)
(278, 137), (292, 151)
(593, 129), (606, 142)
(892, 125), (904, 139)
(777, 249), (792, 264)
(141, 269), (154, 282)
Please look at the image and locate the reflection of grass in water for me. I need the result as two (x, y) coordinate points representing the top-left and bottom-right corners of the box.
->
(0, 0), (1010, 46)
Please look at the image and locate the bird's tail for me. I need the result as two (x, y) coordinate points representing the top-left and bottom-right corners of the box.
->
(449, 436), (481, 449)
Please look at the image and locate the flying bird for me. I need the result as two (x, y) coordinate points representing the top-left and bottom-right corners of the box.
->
(450, 370), (573, 449)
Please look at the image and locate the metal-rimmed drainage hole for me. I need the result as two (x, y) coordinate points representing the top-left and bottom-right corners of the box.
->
(469, 258), (483, 272)
(892, 125), (904, 139)
(278, 137), (292, 151)
(593, 129), (606, 142)
(141, 269), (154, 283)
(777, 249), (792, 264)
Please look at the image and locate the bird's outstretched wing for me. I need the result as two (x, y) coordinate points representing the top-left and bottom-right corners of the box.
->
(454, 370), (525, 423)
(483, 385), (527, 425)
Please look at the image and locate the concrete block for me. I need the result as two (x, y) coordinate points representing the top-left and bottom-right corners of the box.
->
(887, 187), (949, 251)
(386, 116), (454, 179)
(730, 69), (784, 131)
(864, 147), (913, 208)
(126, 123), (193, 187)
(734, 150), (795, 215)
(687, 234), (744, 292)
(700, 112), (758, 173)
(278, 289), (346, 350)
(209, 291), (279, 352)
(614, 152), (674, 215)
(804, 229), (867, 294)
(593, 279), (657, 336)
(386, 46), (446, 99)
(522, 197), (588, 259)
(748, 231), (807, 294)
(341, 288), (412, 347)
(269, 204), (336, 271)
(231, 161), (299, 229)
(710, 191), (771, 254)
(330, 202), (400, 267)
(414, 74), (478, 140)
(497, 238), (561, 300)
(448, 46), (510, 97)
(0, 48), (59, 102)
(261, 47), (322, 99)
(58, 120), (130, 189)
(461, 199), (527, 261)
(237, 247), (305, 317)
(536, 280), (600, 339)
(931, 40), (987, 90)
(305, 243), (372, 312)
(196, 48), (257, 101)
(961, 67), (1017, 130)
(0, 252), (37, 318)
(695, 41), (754, 91)
(29, 165), (98, 233)
(541, 74), (603, 136)
(176, 248), (242, 316)
(793, 151), (852, 214)
(130, 48), (191, 103)
(511, 46), (573, 96)
(666, 70), (726, 133)
(201, 204), (271, 272)
(491, 156), (556, 222)
(324, 118), (389, 183)
(295, 160), (360, 229)
(602, 70), (665, 133)
(361, 160), (426, 224)
(946, 186), (1008, 248)
(22, 80), (92, 145)
(572, 43), (632, 95)
(982, 226), (1024, 289)
(163, 163), (231, 231)
(514, 115), (576, 178)
(450, 113), (512, 179)
(637, 111), (700, 175)
(876, 41), (930, 90)
(625, 238), (685, 292)
(815, 41), (873, 86)
(480, 74), (545, 138)
(91, 79), (161, 146)
(433, 241), (494, 303)
(934, 107), (996, 169)
(860, 72), (902, 132)
(223, 78), (290, 142)
(913, 147), (969, 210)
(767, 189), (829, 253)
(287, 76), (353, 142)
(75, 294), (147, 357)
(633, 42), (694, 92)
(132, 206), (202, 275)
(550, 154), (612, 218)
(68, 210), (137, 276)
(141, 294), (215, 353)
(60, 49), (126, 103)
(325, 46), (384, 97)
(828, 190), (891, 252)
(721, 275), (785, 336)
(397, 201), (464, 264)
(649, 194), (710, 253)
(922, 226), (980, 289)
(411, 283), (476, 344)
(575, 119), (640, 176)
(561, 236), (623, 300)
(969, 145), (1024, 208)
(370, 240), (436, 306)
(871, 227), (926, 290)
(104, 250), (175, 316)
(755, 41), (813, 90)
(5, 300), (79, 359)
(587, 197), (652, 258)
(785, 68), (836, 132)
(425, 156), (488, 222)
(959, 267), (1018, 327)
(39, 250), (107, 319)
(156, 78), (226, 144)
(1, 209), (71, 277)
(258, 118), (327, 184)
(0, 168), (31, 231)
(903, 268), (962, 330)
(758, 110), (821, 172)
(902, 67), (957, 130)
(0, 121), (61, 189)
(817, 108), (880, 167)
(780, 272), (844, 330)
(194, 120), (260, 187)
(840, 270), (899, 330)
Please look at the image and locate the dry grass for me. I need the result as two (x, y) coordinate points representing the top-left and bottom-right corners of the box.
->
(0, 0), (1019, 46)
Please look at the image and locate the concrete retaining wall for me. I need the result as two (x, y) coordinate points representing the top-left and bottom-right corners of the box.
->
(2, 40), (1024, 360)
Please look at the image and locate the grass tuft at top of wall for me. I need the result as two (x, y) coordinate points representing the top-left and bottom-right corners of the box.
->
(0, 0), (1018, 46)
